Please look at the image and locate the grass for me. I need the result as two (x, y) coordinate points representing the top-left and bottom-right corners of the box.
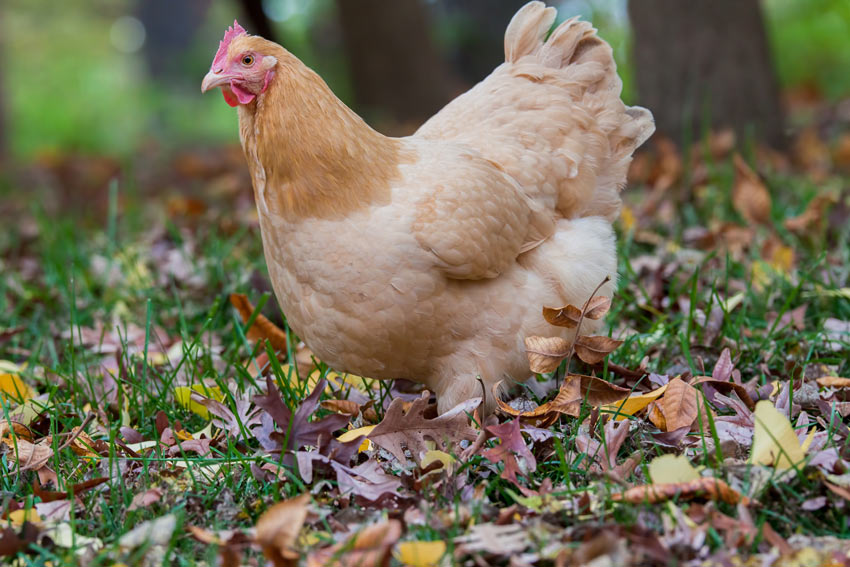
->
(1, 130), (848, 565)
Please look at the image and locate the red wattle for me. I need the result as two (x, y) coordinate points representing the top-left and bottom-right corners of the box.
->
(222, 89), (239, 107)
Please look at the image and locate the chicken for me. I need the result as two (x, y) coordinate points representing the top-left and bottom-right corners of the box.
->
(201, 2), (654, 414)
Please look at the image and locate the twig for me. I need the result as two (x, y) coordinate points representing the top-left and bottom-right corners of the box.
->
(56, 412), (95, 452)
(563, 275), (611, 377)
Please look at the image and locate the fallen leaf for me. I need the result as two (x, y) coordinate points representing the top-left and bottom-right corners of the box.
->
(118, 514), (177, 550)
(230, 293), (288, 352)
(602, 384), (668, 420)
(483, 418), (536, 488)
(320, 399), (360, 417)
(394, 540), (446, 567)
(369, 392), (478, 464)
(750, 400), (808, 470)
(0, 361), (35, 404)
(175, 384), (225, 420)
(784, 194), (837, 234)
(454, 523), (527, 557)
(656, 378), (699, 431)
(337, 425), (376, 452)
(612, 477), (747, 505)
(648, 454), (700, 484)
(692, 377), (755, 411)
(307, 520), (401, 567)
(524, 336), (570, 373)
(1, 438), (53, 471)
(732, 153), (772, 225)
(255, 494), (310, 567)
(816, 377), (850, 389)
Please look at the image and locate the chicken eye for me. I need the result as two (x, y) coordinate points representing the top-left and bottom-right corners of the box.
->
(242, 55), (254, 66)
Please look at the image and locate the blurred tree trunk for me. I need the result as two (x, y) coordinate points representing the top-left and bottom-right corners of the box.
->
(435, 0), (527, 84)
(236, 0), (278, 43)
(335, 0), (457, 126)
(0, 0), (6, 162)
(138, 0), (211, 83)
(629, 0), (786, 148)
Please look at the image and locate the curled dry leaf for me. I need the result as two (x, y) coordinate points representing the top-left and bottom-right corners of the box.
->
(495, 375), (628, 421)
(692, 376), (755, 411)
(584, 296), (612, 320)
(307, 520), (401, 567)
(229, 293), (288, 352)
(320, 399), (360, 417)
(573, 336), (623, 365)
(524, 336), (570, 373)
(816, 377), (850, 389)
(611, 477), (747, 505)
(542, 304), (582, 328)
(541, 296), (610, 329)
(255, 494), (310, 567)
(732, 153), (772, 225)
(1, 438), (53, 471)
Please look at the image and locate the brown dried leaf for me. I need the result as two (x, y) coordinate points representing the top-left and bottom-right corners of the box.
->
(320, 400), (360, 417)
(542, 304), (581, 328)
(1, 438), (53, 471)
(611, 477), (748, 505)
(524, 336), (570, 373)
(483, 418), (536, 488)
(584, 296), (612, 320)
(495, 377), (581, 420)
(578, 374), (631, 406)
(692, 377), (755, 411)
(369, 392), (479, 463)
(732, 154), (772, 225)
(255, 494), (310, 567)
(573, 336), (623, 365)
(657, 378), (699, 431)
(307, 520), (401, 567)
(229, 293), (288, 352)
(816, 377), (850, 389)
(495, 375), (628, 421)
(784, 194), (837, 234)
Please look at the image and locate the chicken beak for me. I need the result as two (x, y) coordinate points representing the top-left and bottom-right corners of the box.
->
(201, 70), (231, 93)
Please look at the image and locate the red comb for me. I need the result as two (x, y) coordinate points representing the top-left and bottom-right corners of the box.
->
(212, 20), (247, 70)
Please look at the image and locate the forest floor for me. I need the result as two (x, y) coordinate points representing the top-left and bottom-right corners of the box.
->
(1, 112), (850, 566)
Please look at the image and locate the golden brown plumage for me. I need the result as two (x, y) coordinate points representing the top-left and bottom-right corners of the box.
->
(202, 2), (654, 413)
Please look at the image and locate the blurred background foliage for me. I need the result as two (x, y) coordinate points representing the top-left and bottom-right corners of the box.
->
(3, 0), (849, 160)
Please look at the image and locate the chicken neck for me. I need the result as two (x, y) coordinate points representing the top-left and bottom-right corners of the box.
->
(237, 50), (410, 220)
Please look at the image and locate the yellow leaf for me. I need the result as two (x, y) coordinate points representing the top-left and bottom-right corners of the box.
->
(421, 450), (455, 474)
(749, 400), (808, 470)
(338, 425), (376, 452)
(395, 540), (446, 567)
(619, 205), (636, 233)
(174, 384), (224, 420)
(8, 508), (41, 527)
(602, 384), (668, 420)
(648, 454), (700, 484)
(0, 361), (35, 405)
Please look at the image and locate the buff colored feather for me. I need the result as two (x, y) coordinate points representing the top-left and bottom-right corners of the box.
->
(206, 1), (654, 413)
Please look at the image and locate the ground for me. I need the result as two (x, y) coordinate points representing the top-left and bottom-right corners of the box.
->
(1, 118), (849, 566)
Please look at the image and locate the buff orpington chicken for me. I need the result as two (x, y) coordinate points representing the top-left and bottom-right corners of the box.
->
(201, 2), (654, 414)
